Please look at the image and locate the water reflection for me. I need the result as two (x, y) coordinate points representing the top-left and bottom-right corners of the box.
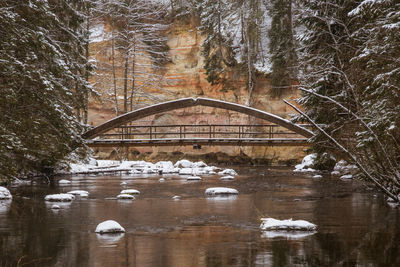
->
(0, 167), (400, 266)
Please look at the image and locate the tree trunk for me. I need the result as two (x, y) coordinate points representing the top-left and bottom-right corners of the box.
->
(111, 30), (119, 116)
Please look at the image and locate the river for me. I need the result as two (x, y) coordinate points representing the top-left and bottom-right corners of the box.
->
(1, 166), (400, 266)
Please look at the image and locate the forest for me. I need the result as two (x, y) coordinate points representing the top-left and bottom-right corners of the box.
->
(0, 0), (399, 202)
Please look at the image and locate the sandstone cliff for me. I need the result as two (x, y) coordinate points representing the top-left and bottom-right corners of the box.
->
(87, 19), (308, 165)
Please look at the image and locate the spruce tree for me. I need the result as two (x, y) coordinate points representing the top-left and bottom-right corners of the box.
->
(268, 0), (296, 97)
(0, 0), (90, 182)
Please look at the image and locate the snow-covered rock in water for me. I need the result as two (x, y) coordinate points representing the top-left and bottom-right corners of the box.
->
(130, 169), (142, 174)
(193, 161), (207, 168)
(51, 204), (61, 210)
(155, 161), (174, 169)
(174, 159), (194, 168)
(159, 178), (165, 182)
(192, 168), (209, 175)
(172, 195), (181, 200)
(218, 169), (238, 176)
(120, 189), (140, 195)
(0, 187), (12, 200)
(313, 175), (322, 179)
(333, 160), (358, 176)
(120, 182), (127, 186)
(179, 168), (193, 175)
(117, 194), (135, 200)
(58, 179), (71, 185)
(220, 175), (235, 180)
(260, 218), (317, 231)
(187, 176), (202, 181)
(142, 168), (157, 174)
(95, 220), (125, 234)
(205, 187), (239, 195)
(67, 190), (89, 197)
(331, 171), (340, 176)
(340, 174), (353, 179)
(293, 154), (317, 172)
(45, 193), (75, 202)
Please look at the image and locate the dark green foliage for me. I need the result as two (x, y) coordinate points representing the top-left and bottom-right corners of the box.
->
(268, 0), (297, 97)
(0, 0), (90, 182)
(297, 0), (400, 200)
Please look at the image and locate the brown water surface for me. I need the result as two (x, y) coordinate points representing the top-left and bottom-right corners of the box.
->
(1, 166), (400, 266)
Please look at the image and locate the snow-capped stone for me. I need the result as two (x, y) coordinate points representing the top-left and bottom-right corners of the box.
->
(293, 154), (317, 172)
(120, 182), (127, 186)
(117, 194), (135, 200)
(172, 195), (181, 200)
(333, 160), (358, 176)
(220, 175), (235, 180)
(205, 187), (239, 195)
(179, 168), (193, 175)
(67, 190), (89, 197)
(155, 161), (174, 169)
(340, 174), (353, 179)
(120, 189), (140, 195)
(193, 161), (207, 168)
(313, 175), (322, 179)
(0, 187), (12, 200)
(331, 171), (340, 176)
(260, 218), (317, 231)
(218, 169), (238, 176)
(159, 178), (165, 182)
(51, 205), (61, 209)
(95, 220), (125, 234)
(174, 159), (194, 168)
(45, 193), (75, 202)
(58, 179), (71, 185)
(130, 169), (142, 174)
(187, 176), (202, 181)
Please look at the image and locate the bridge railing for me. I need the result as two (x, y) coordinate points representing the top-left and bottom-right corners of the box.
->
(95, 124), (311, 140)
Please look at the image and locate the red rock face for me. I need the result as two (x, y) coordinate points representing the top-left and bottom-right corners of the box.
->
(87, 20), (307, 164)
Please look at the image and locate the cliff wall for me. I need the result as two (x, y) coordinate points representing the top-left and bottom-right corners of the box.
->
(87, 20), (308, 165)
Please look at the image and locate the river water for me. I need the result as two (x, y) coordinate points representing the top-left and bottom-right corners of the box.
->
(1, 166), (400, 266)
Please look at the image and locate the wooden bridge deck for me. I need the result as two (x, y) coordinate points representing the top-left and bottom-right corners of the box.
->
(86, 137), (309, 147)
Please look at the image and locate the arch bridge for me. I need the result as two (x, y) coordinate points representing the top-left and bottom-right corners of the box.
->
(83, 97), (313, 147)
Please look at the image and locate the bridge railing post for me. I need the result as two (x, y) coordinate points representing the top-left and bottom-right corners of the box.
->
(149, 126), (152, 140)
(179, 126), (182, 139)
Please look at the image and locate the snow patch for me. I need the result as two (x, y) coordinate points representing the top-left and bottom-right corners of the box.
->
(95, 220), (125, 234)
(260, 218), (317, 231)
(58, 179), (71, 185)
(205, 187), (239, 195)
(67, 190), (89, 197)
(117, 194), (135, 200)
(120, 189), (140, 195)
(45, 193), (75, 202)
(293, 154), (317, 172)
(218, 169), (238, 176)
(0, 187), (12, 200)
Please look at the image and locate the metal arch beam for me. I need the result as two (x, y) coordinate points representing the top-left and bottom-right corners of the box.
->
(83, 97), (314, 139)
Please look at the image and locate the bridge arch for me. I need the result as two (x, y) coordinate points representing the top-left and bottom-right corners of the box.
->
(83, 97), (314, 139)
